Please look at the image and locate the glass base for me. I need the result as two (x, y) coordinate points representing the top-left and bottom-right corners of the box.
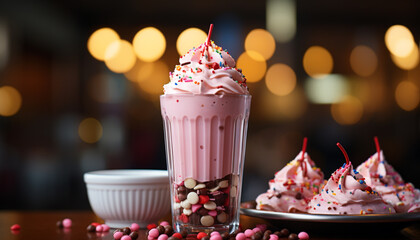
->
(174, 222), (239, 234)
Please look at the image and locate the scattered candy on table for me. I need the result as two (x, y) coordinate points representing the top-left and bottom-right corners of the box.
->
(102, 224), (110, 232)
(145, 223), (309, 240)
(62, 218), (72, 228)
(11, 217), (310, 240)
(298, 232), (309, 240)
(160, 221), (170, 226)
(96, 225), (103, 232)
(10, 224), (21, 231)
(148, 223), (158, 230)
(55, 218), (72, 229)
(85, 222), (110, 233)
(131, 223), (140, 231)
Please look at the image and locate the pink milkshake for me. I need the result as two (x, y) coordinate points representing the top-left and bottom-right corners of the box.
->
(160, 25), (251, 234)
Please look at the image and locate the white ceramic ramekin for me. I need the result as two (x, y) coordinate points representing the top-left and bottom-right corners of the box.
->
(84, 169), (170, 228)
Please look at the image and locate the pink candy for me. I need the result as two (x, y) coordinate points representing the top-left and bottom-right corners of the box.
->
(113, 231), (124, 239)
(101, 224), (110, 232)
(159, 221), (170, 226)
(208, 210), (218, 217)
(131, 223), (140, 231)
(236, 233), (246, 240)
(192, 204), (202, 213)
(94, 224), (109, 232)
(256, 224), (267, 232)
(210, 235), (222, 240)
(252, 227), (262, 233)
(269, 234), (278, 240)
(62, 218), (72, 228)
(158, 234), (169, 240)
(121, 235), (132, 240)
(96, 225), (103, 232)
(210, 231), (220, 236)
(298, 232), (309, 240)
(244, 229), (254, 238)
(149, 228), (160, 238)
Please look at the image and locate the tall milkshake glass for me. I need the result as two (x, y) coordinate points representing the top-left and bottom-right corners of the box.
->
(160, 25), (251, 234)
(161, 94), (250, 233)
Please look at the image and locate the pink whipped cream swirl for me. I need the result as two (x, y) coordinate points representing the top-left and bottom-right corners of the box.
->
(164, 41), (248, 95)
(308, 161), (395, 215)
(256, 151), (324, 213)
(356, 151), (420, 213)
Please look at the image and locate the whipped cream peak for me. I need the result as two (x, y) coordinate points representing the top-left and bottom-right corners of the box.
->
(164, 41), (249, 95)
(356, 151), (405, 191)
(274, 151), (324, 184)
(328, 162), (374, 195)
(356, 150), (420, 213)
(308, 160), (395, 215)
(256, 151), (324, 213)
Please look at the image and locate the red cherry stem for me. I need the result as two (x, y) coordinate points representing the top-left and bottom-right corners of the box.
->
(374, 136), (381, 162)
(300, 137), (308, 175)
(206, 24), (214, 47)
(203, 24), (214, 61)
(336, 142), (350, 166)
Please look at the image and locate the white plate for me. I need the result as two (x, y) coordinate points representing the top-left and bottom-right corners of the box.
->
(240, 203), (420, 223)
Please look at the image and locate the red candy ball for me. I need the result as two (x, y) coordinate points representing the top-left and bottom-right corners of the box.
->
(172, 232), (183, 239)
(197, 232), (208, 239)
(10, 224), (21, 231)
(147, 223), (158, 230)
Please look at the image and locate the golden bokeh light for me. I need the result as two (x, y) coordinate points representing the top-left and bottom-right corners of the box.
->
(245, 29), (276, 60)
(124, 59), (155, 83)
(78, 117), (103, 144)
(261, 87), (307, 120)
(132, 27), (166, 62)
(0, 86), (22, 117)
(87, 28), (120, 61)
(303, 46), (333, 78)
(331, 95), (364, 125)
(124, 60), (142, 82)
(350, 45), (378, 77)
(237, 51), (267, 83)
(137, 61), (169, 96)
(265, 63), (296, 96)
(176, 28), (207, 56)
(385, 25), (415, 58)
(391, 44), (419, 70)
(104, 40), (136, 73)
(395, 81), (419, 111)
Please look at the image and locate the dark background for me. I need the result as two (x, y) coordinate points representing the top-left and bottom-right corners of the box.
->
(0, 0), (419, 210)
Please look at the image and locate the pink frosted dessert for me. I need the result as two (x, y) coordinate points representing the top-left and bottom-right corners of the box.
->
(308, 143), (395, 215)
(356, 137), (420, 213)
(161, 24), (251, 233)
(256, 138), (324, 213)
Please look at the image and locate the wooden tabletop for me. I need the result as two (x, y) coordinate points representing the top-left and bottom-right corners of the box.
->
(0, 211), (418, 240)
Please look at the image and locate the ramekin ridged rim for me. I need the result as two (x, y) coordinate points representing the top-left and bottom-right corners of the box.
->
(84, 169), (169, 184)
